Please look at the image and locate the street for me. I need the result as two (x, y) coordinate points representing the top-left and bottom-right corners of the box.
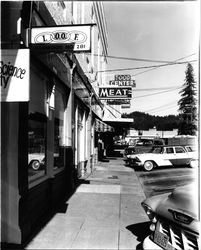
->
(134, 165), (197, 197)
(25, 157), (199, 250)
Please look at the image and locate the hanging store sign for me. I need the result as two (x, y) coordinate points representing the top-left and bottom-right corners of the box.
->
(30, 24), (92, 52)
(109, 74), (136, 87)
(99, 86), (132, 99)
(106, 99), (131, 105)
(121, 104), (131, 109)
(1, 49), (30, 102)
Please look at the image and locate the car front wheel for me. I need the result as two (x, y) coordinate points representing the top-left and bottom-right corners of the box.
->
(30, 160), (41, 171)
(143, 161), (154, 171)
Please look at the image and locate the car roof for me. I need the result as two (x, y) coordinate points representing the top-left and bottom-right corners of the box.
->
(152, 145), (188, 147)
(127, 144), (194, 148)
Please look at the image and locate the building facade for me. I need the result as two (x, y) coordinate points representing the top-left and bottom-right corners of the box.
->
(1, 1), (109, 246)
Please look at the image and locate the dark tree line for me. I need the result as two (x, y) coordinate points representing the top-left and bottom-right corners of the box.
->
(122, 64), (197, 135)
(122, 111), (180, 131)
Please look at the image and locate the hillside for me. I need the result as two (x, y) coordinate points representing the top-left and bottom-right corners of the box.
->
(122, 111), (180, 130)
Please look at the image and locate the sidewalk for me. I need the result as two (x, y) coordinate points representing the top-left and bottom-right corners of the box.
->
(26, 158), (149, 250)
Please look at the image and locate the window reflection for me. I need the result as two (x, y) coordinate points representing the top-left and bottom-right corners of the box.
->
(54, 87), (65, 170)
(28, 116), (46, 172)
(28, 72), (47, 182)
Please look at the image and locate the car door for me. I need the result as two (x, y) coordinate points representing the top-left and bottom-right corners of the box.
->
(175, 146), (190, 165)
(161, 147), (177, 166)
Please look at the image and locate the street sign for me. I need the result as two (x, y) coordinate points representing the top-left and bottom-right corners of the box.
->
(99, 86), (132, 99)
(30, 24), (92, 52)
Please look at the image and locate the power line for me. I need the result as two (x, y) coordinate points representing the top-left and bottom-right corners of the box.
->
(106, 103), (122, 115)
(94, 60), (196, 73)
(132, 53), (196, 77)
(133, 86), (181, 98)
(86, 53), (197, 64)
(103, 104), (117, 118)
(134, 85), (182, 91)
(148, 105), (178, 114)
(146, 101), (177, 112)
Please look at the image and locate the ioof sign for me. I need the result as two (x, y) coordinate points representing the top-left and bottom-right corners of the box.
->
(30, 25), (92, 52)
(99, 86), (132, 99)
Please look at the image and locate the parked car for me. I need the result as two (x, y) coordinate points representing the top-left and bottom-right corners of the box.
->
(28, 153), (45, 170)
(28, 153), (61, 170)
(141, 183), (200, 250)
(128, 145), (197, 171)
(124, 146), (152, 165)
(124, 138), (164, 164)
(113, 141), (128, 156)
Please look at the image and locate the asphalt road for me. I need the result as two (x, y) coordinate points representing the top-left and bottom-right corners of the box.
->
(134, 166), (198, 198)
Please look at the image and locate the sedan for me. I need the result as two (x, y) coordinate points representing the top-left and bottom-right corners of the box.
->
(141, 182), (200, 250)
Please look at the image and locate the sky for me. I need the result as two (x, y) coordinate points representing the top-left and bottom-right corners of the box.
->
(103, 1), (199, 117)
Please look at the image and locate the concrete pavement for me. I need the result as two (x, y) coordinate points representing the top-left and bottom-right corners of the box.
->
(26, 158), (149, 250)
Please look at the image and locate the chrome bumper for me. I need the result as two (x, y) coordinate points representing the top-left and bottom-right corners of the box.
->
(142, 235), (162, 250)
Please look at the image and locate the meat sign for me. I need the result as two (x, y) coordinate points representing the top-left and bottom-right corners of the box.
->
(99, 75), (135, 106)
(99, 86), (132, 99)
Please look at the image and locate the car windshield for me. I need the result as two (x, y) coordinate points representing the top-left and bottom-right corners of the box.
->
(150, 147), (163, 153)
(126, 147), (135, 153)
(136, 140), (153, 146)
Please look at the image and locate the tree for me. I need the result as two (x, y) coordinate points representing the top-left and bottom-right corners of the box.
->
(122, 111), (180, 130)
(178, 63), (197, 135)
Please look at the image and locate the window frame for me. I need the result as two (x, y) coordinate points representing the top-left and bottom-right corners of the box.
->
(175, 146), (186, 154)
(28, 65), (49, 188)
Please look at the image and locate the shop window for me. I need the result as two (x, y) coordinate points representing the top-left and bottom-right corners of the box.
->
(28, 73), (47, 183)
(54, 86), (66, 171)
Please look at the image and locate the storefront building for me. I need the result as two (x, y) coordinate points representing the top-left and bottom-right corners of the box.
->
(1, 1), (108, 246)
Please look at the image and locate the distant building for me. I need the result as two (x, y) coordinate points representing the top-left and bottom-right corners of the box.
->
(126, 128), (196, 146)
(127, 128), (178, 138)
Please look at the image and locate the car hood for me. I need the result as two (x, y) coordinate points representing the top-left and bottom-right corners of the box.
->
(143, 183), (200, 233)
(130, 153), (158, 158)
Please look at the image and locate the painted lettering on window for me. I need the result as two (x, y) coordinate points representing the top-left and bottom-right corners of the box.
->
(0, 61), (26, 88)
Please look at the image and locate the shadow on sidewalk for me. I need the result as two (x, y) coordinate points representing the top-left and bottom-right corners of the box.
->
(126, 221), (150, 249)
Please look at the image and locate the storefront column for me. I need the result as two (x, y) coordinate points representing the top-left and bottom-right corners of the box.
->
(64, 57), (76, 186)
(80, 111), (86, 176)
(1, 103), (22, 244)
(65, 65), (75, 147)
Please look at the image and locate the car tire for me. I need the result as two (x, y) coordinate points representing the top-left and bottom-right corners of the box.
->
(189, 159), (198, 168)
(143, 161), (154, 171)
(30, 160), (40, 171)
